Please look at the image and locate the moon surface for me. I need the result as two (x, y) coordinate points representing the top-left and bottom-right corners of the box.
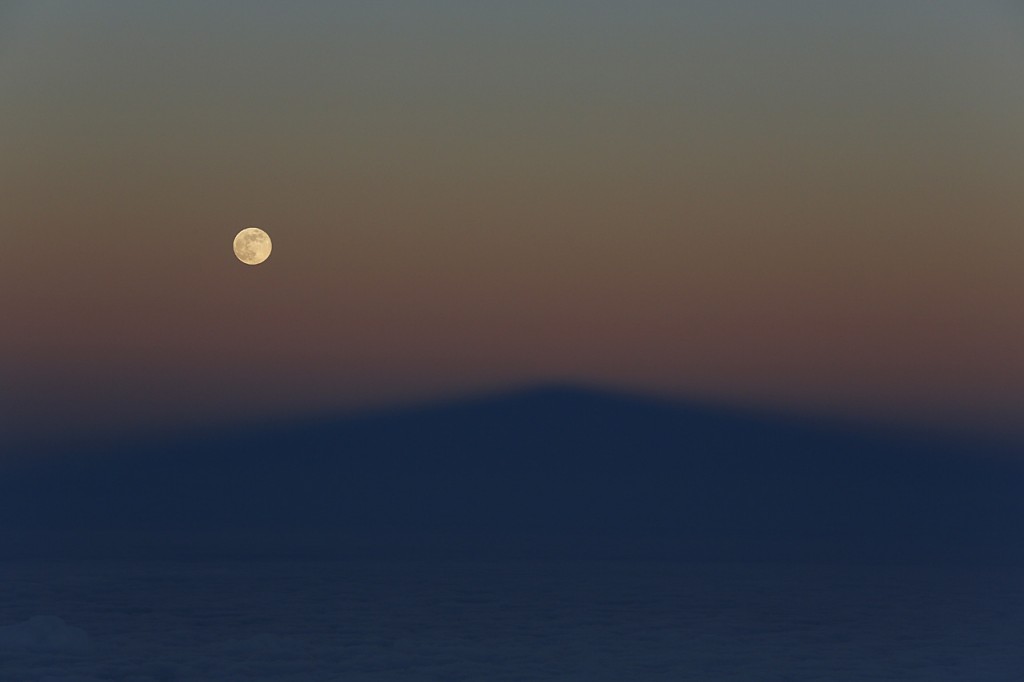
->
(233, 227), (272, 265)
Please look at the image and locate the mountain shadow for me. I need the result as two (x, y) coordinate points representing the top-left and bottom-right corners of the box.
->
(2, 386), (1022, 563)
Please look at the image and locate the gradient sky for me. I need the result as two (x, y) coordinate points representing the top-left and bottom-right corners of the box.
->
(2, 1), (1024, 444)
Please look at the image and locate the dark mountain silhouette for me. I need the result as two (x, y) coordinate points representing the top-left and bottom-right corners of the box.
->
(2, 386), (1023, 563)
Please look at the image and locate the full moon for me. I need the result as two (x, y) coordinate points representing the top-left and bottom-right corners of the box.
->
(233, 227), (272, 265)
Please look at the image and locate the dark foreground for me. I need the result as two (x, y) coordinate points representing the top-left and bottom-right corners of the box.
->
(1, 560), (1021, 681)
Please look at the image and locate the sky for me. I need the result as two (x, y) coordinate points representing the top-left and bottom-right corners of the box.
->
(2, 1), (1024, 444)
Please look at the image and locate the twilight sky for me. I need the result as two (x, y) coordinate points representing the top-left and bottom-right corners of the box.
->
(2, 1), (1023, 443)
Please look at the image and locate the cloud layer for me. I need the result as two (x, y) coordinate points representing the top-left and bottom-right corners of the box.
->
(1, 560), (1022, 681)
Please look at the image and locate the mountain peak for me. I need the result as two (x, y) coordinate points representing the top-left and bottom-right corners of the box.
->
(2, 385), (1022, 563)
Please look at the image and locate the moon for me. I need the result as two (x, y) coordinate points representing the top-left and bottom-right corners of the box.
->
(233, 227), (272, 265)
